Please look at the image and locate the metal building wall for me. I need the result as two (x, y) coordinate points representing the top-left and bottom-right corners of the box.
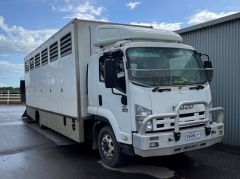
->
(179, 19), (240, 146)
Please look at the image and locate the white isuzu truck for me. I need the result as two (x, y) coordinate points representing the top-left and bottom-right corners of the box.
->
(22, 19), (224, 167)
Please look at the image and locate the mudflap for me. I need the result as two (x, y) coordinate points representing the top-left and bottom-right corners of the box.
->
(22, 110), (27, 118)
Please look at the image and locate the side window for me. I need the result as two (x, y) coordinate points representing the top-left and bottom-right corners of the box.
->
(116, 58), (126, 93)
(99, 56), (105, 82)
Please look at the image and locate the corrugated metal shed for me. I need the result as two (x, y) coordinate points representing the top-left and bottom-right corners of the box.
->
(176, 13), (240, 146)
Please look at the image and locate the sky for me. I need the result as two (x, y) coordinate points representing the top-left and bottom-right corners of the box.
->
(0, 0), (239, 87)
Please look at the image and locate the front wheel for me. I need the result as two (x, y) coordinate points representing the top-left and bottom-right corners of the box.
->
(98, 126), (126, 167)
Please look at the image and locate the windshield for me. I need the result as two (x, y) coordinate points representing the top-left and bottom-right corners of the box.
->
(126, 47), (207, 86)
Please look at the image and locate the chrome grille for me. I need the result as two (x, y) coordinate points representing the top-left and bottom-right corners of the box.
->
(152, 111), (206, 131)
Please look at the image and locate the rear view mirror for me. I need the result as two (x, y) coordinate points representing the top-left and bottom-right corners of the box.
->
(199, 53), (213, 82)
(104, 59), (118, 88)
(204, 61), (212, 68)
(203, 61), (213, 82)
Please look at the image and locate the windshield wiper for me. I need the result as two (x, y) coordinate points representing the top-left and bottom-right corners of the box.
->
(189, 84), (205, 90)
(152, 83), (204, 92)
(152, 87), (171, 92)
(131, 80), (153, 88)
(175, 81), (205, 90)
(152, 86), (160, 92)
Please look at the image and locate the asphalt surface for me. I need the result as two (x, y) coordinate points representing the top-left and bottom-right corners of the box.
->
(0, 105), (240, 179)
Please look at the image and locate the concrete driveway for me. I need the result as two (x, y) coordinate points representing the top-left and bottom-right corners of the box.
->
(0, 105), (240, 179)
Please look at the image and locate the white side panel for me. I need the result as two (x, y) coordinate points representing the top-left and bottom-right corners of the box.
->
(26, 106), (83, 142)
(77, 22), (91, 117)
(77, 21), (107, 117)
(87, 56), (98, 108)
(40, 111), (83, 142)
(25, 23), (78, 117)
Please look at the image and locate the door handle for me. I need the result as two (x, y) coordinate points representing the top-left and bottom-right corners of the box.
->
(98, 95), (102, 106)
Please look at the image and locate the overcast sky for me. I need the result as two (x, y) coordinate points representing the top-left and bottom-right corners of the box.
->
(0, 0), (239, 87)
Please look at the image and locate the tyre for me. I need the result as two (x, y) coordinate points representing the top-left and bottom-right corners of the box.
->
(98, 126), (126, 167)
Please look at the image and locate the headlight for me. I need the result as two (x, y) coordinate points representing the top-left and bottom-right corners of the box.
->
(135, 105), (152, 131)
(146, 121), (153, 131)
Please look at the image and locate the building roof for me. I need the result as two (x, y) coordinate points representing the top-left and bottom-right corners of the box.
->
(176, 12), (240, 34)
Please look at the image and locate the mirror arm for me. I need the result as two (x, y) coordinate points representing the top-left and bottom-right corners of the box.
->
(204, 54), (209, 61)
(111, 88), (128, 105)
(200, 53), (210, 61)
(111, 88), (123, 96)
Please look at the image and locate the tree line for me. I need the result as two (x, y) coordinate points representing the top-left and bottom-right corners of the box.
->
(0, 87), (20, 90)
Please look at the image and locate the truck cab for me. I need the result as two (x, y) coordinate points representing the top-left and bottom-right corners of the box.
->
(88, 25), (224, 166)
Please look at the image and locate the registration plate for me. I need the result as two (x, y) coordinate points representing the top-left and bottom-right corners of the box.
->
(185, 131), (201, 141)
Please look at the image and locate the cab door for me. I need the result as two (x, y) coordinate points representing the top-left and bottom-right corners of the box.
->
(97, 51), (131, 135)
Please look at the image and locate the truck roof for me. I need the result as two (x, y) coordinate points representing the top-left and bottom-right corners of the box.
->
(94, 25), (183, 47)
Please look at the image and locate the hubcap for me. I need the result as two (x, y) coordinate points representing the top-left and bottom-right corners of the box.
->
(101, 134), (115, 159)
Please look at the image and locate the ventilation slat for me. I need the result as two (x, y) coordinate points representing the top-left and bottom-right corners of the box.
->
(35, 53), (40, 68)
(50, 48), (58, 54)
(29, 58), (34, 71)
(61, 46), (72, 53)
(41, 48), (48, 65)
(61, 38), (71, 46)
(60, 33), (72, 57)
(50, 51), (58, 57)
(50, 41), (58, 62)
(60, 41), (71, 50)
(60, 34), (71, 43)
(25, 60), (29, 73)
(61, 49), (72, 57)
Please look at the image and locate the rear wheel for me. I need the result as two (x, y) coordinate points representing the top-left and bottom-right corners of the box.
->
(98, 126), (126, 167)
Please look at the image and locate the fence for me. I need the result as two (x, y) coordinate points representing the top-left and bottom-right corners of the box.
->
(0, 90), (21, 104)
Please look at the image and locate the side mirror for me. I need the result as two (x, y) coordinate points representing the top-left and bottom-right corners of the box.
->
(203, 61), (212, 68)
(203, 61), (213, 82)
(104, 59), (118, 88)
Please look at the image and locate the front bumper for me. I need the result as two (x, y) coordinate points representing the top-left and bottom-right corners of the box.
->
(133, 100), (224, 157)
(133, 122), (224, 157)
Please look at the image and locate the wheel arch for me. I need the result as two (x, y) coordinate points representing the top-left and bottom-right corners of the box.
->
(95, 108), (132, 145)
